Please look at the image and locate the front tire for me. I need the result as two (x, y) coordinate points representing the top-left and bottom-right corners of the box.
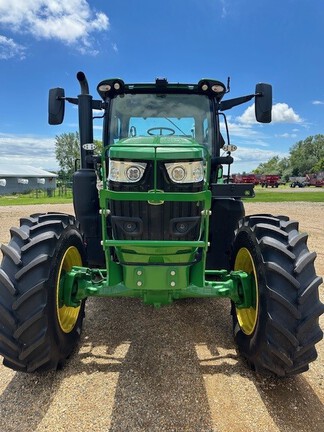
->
(0, 213), (86, 372)
(231, 214), (324, 377)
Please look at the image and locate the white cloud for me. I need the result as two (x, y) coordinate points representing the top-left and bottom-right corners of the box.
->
(220, 118), (262, 139)
(312, 100), (324, 105)
(275, 132), (298, 139)
(0, 133), (58, 169)
(219, 120), (270, 148)
(272, 103), (302, 123)
(218, 120), (279, 171)
(234, 146), (288, 162)
(237, 103), (302, 124)
(0, 0), (109, 55)
(0, 35), (25, 60)
(226, 121), (259, 138)
(231, 146), (289, 173)
(0, 154), (58, 170)
(220, 0), (228, 18)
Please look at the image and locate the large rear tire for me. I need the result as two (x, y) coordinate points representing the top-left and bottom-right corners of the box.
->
(0, 213), (86, 372)
(231, 214), (324, 377)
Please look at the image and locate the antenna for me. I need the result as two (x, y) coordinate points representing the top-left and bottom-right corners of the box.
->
(226, 77), (231, 93)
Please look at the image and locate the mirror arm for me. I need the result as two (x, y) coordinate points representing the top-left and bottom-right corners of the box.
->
(62, 97), (78, 105)
(220, 94), (255, 111)
(60, 97), (104, 110)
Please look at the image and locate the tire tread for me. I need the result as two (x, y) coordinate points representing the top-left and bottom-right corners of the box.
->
(232, 213), (323, 377)
(0, 212), (85, 372)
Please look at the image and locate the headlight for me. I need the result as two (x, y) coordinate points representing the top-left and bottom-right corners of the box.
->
(165, 161), (204, 184)
(108, 160), (147, 183)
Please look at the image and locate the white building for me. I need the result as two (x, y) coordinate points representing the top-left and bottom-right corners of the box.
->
(0, 164), (57, 196)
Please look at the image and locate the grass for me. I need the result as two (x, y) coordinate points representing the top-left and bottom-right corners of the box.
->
(0, 192), (72, 206)
(0, 186), (323, 206)
(251, 186), (324, 202)
(252, 191), (324, 202)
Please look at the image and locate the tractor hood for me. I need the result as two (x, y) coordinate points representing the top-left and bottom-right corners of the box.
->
(108, 136), (206, 160)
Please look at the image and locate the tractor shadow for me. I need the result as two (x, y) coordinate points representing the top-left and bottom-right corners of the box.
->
(0, 369), (59, 432)
(0, 296), (323, 432)
(77, 297), (228, 431)
(74, 297), (324, 431)
(253, 374), (324, 432)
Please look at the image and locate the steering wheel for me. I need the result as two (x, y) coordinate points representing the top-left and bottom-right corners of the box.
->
(147, 127), (175, 136)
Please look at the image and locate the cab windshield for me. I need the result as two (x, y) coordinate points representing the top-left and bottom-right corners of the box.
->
(108, 93), (213, 150)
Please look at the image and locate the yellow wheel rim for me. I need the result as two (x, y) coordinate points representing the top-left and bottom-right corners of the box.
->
(234, 247), (259, 335)
(56, 246), (82, 333)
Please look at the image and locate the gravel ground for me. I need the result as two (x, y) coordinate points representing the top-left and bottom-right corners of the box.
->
(0, 202), (323, 432)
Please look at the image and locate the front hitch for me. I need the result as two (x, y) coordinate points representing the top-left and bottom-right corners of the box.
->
(59, 266), (255, 309)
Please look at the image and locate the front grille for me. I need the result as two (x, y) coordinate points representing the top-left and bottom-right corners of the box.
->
(109, 200), (202, 241)
(108, 160), (204, 241)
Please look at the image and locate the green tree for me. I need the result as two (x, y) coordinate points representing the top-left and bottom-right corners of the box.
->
(311, 157), (324, 173)
(277, 157), (292, 181)
(94, 139), (103, 155)
(253, 156), (292, 181)
(253, 156), (275, 174)
(253, 156), (284, 174)
(55, 132), (80, 177)
(289, 134), (324, 175)
(253, 135), (324, 178)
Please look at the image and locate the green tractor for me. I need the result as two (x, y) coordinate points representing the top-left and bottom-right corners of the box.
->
(0, 73), (323, 376)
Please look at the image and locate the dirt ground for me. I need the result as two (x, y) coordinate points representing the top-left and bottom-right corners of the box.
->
(0, 202), (323, 432)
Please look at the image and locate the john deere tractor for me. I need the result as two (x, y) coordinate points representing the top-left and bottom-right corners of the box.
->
(0, 72), (323, 376)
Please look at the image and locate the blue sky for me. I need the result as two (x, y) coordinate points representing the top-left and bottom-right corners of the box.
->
(0, 0), (323, 173)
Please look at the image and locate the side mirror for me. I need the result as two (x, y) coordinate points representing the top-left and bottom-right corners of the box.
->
(48, 88), (65, 125)
(255, 83), (272, 123)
